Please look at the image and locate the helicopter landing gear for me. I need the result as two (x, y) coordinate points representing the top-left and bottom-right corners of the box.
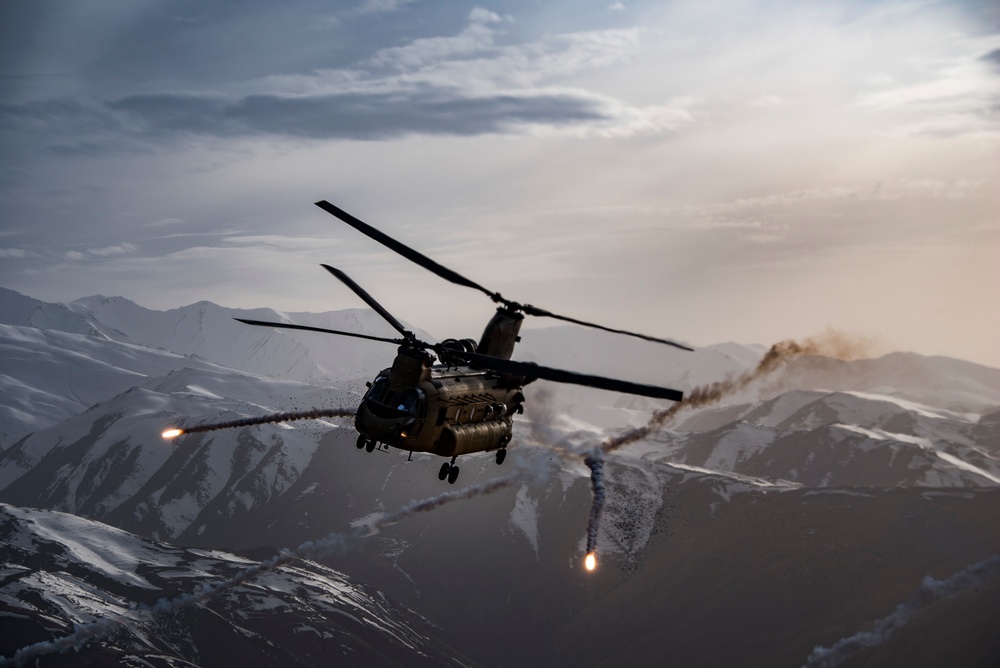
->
(358, 435), (378, 452)
(495, 448), (507, 465)
(438, 458), (460, 484)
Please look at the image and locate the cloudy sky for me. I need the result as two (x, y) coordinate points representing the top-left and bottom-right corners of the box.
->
(2, 0), (998, 367)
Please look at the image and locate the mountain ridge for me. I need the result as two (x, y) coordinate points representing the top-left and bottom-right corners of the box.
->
(1, 286), (999, 667)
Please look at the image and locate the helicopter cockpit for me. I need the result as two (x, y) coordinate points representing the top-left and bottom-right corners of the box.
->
(363, 376), (425, 419)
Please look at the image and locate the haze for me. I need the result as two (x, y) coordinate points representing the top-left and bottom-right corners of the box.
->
(1, 0), (998, 366)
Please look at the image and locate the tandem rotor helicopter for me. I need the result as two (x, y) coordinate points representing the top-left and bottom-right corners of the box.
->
(231, 201), (690, 484)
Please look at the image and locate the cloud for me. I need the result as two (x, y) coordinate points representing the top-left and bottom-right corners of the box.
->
(94, 16), (677, 143)
(145, 217), (185, 228)
(746, 94), (784, 108)
(1, 11), (671, 150)
(89, 243), (139, 256)
(852, 37), (1000, 137)
(0, 248), (38, 259)
(108, 87), (611, 140)
(365, 11), (502, 70)
(355, 0), (417, 15)
(64, 243), (139, 260)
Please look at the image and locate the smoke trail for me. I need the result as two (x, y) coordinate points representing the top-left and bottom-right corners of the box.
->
(165, 407), (355, 438)
(802, 554), (1000, 668)
(1, 473), (519, 667)
(364, 470), (525, 532)
(602, 329), (877, 454)
(583, 452), (606, 559)
(575, 330), (881, 568)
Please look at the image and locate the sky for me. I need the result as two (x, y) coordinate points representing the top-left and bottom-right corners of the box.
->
(1, 0), (998, 367)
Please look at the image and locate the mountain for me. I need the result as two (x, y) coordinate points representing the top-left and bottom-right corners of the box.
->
(0, 287), (425, 389)
(650, 389), (1000, 488)
(1, 287), (998, 667)
(0, 503), (471, 667)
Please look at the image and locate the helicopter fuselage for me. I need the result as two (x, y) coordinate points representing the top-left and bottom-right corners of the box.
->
(353, 307), (527, 460)
(355, 362), (524, 458)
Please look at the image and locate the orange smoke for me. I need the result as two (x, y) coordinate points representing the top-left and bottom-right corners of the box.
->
(602, 329), (880, 453)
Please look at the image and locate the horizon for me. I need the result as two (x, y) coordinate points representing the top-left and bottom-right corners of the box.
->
(7, 283), (997, 371)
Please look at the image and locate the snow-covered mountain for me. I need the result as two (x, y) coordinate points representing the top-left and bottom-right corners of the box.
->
(0, 503), (470, 667)
(1, 287), (999, 667)
(0, 287), (423, 389)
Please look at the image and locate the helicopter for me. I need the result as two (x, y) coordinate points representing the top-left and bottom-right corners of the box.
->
(235, 200), (690, 484)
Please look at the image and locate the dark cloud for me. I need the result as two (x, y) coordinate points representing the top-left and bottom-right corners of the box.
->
(982, 48), (1000, 68)
(109, 88), (609, 140)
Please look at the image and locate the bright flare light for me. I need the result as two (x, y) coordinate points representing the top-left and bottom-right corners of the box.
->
(585, 552), (597, 572)
(162, 428), (183, 440)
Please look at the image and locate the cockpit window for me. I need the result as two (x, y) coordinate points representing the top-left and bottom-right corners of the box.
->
(365, 377), (424, 416)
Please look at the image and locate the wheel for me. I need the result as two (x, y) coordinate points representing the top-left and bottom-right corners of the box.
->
(356, 435), (367, 450)
(438, 462), (451, 480)
(365, 440), (376, 453)
(495, 448), (507, 465)
(447, 466), (460, 485)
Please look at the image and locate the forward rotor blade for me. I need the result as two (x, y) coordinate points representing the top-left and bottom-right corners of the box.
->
(458, 350), (684, 402)
(320, 264), (410, 339)
(234, 318), (406, 345)
(315, 199), (692, 352)
(521, 304), (694, 351)
(315, 200), (496, 298)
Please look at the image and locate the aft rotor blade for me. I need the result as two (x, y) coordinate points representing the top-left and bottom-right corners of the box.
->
(315, 200), (496, 298)
(520, 304), (694, 351)
(459, 350), (684, 402)
(321, 264), (410, 339)
(234, 318), (406, 345)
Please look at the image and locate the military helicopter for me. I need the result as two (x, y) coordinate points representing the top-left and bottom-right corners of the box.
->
(235, 201), (690, 484)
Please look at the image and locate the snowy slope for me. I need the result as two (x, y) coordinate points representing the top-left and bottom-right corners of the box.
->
(67, 294), (422, 383)
(0, 288), (425, 385)
(0, 365), (360, 541)
(0, 323), (228, 448)
(646, 389), (1000, 488)
(0, 503), (469, 667)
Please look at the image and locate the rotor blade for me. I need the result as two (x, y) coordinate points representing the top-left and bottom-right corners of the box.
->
(315, 200), (497, 298)
(520, 304), (694, 351)
(320, 264), (410, 339)
(315, 199), (691, 352)
(234, 318), (406, 345)
(458, 350), (684, 402)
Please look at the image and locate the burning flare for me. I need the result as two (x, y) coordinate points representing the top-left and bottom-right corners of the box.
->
(159, 408), (355, 440)
(585, 552), (597, 572)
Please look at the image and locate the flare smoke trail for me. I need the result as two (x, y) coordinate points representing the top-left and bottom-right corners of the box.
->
(583, 453), (606, 558)
(367, 471), (524, 531)
(603, 329), (877, 454)
(1, 472), (522, 667)
(166, 408), (355, 437)
(802, 554), (1000, 667)
(581, 330), (879, 567)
